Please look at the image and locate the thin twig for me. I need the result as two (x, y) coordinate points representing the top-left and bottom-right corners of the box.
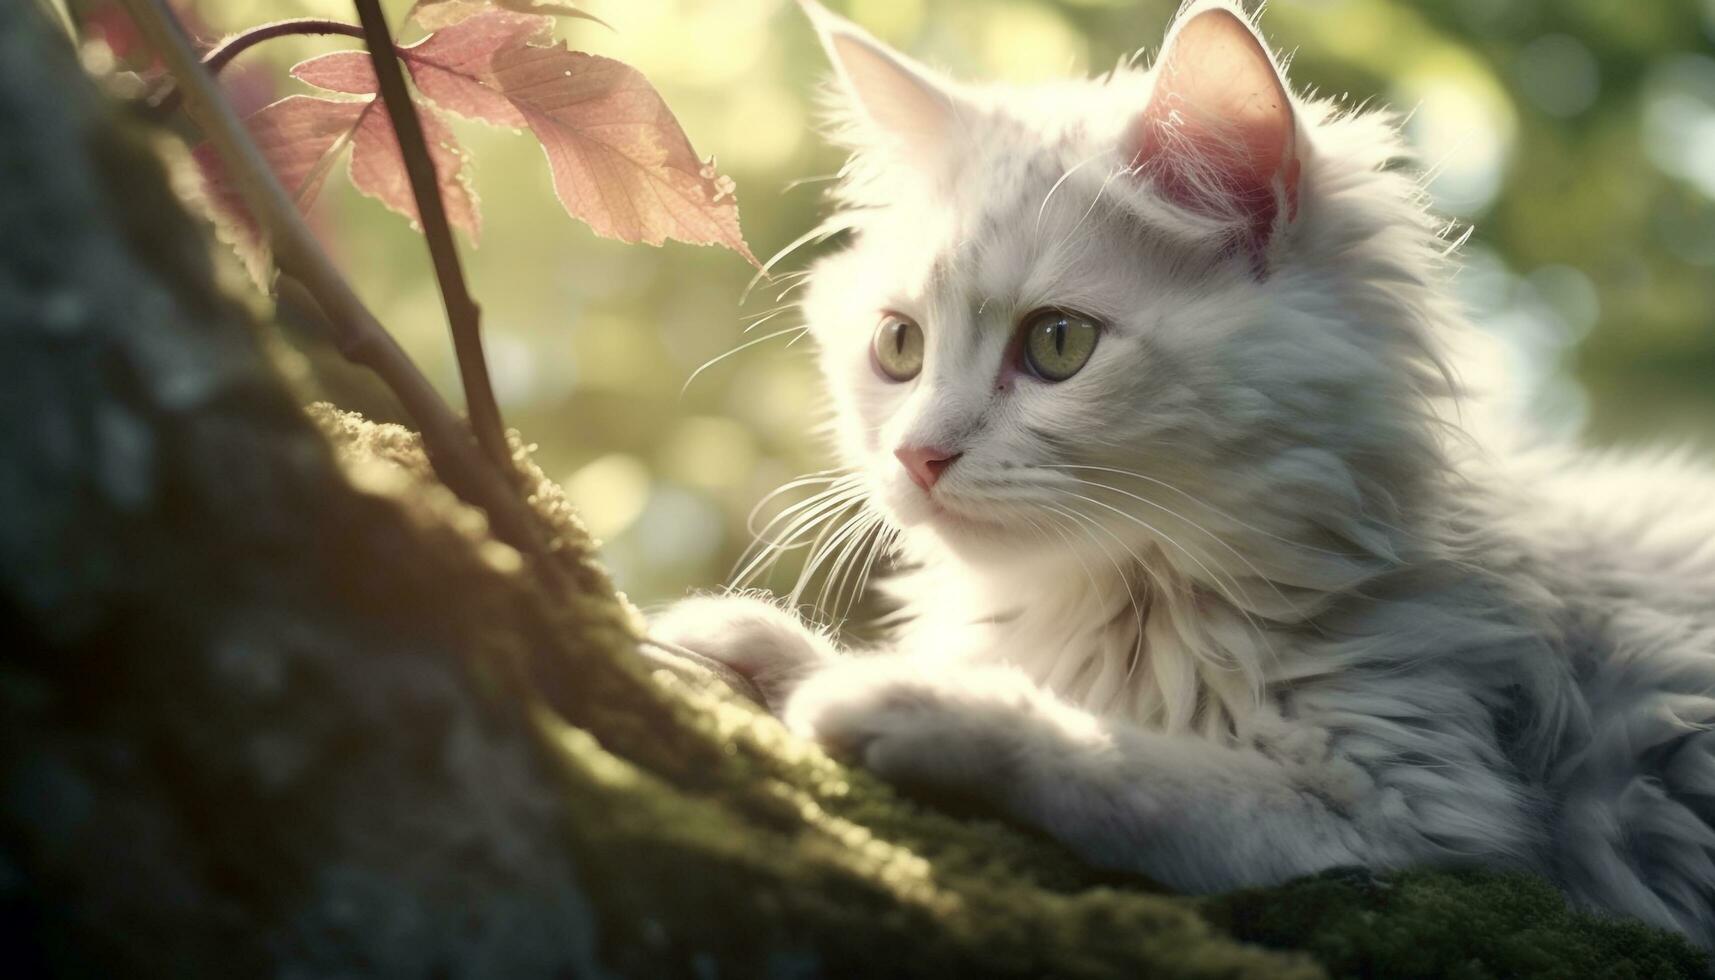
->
(352, 0), (509, 471)
(146, 19), (369, 118)
(117, 0), (565, 590)
(205, 18), (367, 74)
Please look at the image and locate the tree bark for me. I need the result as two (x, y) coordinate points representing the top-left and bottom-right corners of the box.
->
(0, 3), (1703, 978)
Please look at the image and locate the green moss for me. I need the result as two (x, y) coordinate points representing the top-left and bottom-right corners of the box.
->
(1207, 868), (1708, 979)
(314, 407), (1708, 979)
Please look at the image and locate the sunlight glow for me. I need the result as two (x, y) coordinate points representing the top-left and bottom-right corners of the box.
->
(565, 453), (651, 540)
(1643, 56), (1715, 201)
(1397, 70), (1515, 216)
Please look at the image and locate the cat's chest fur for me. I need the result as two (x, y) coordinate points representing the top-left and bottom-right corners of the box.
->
(890, 557), (1275, 739)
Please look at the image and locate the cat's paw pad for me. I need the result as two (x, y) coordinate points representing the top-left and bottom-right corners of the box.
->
(648, 594), (830, 710)
(784, 660), (1039, 800)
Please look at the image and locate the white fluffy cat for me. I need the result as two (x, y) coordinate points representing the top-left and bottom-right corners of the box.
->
(652, 0), (1715, 946)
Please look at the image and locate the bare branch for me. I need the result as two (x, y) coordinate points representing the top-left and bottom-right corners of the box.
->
(145, 19), (369, 118)
(352, 0), (509, 472)
(204, 18), (367, 75)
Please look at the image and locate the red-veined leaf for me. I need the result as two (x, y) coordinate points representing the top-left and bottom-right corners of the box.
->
(286, 49), (378, 96)
(392, 12), (552, 127)
(193, 94), (364, 264)
(346, 97), (482, 244)
(194, 5), (748, 270)
(396, 10), (757, 265)
(497, 47), (753, 262)
(194, 93), (479, 274)
(193, 48), (485, 252)
(406, 0), (610, 32)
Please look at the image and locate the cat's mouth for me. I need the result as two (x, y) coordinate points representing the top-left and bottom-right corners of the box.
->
(882, 469), (1022, 543)
(925, 496), (979, 525)
(902, 490), (1007, 537)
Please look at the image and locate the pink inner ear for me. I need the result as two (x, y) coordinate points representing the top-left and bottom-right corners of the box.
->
(1124, 8), (1300, 263)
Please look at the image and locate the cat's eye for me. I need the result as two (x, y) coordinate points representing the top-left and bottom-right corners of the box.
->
(872, 312), (924, 382)
(1020, 308), (1100, 381)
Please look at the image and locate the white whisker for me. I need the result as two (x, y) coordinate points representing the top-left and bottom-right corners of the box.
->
(731, 477), (866, 589)
(1047, 470), (1309, 622)
(1046, 486), (1278, 665)
(681, 326), (809, 397)
(1047, 463), (1357, 559)
(1036, 150), (1108, 235)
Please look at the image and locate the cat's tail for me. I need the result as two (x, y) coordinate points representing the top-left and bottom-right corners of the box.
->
(1553, 614), (1715, 948)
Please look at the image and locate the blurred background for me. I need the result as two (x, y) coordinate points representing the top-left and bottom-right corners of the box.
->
(81, 0), (1715, 608)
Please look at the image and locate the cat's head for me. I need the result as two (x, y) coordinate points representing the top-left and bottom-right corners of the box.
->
(796, 0), (1456, 589)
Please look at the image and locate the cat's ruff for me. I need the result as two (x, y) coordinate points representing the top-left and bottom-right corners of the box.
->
(652, 0), (1715, 948)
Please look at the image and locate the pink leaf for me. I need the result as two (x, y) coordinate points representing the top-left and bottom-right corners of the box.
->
(397, 11), (757, 265)
(397, 11), (552, 128)
(193, 95), (365, 254)
(196, 7), (749, 268)
(502, 48), (755, 262)
(406, 0), (610, 32)
(254, 52), (483, 243)
(347, 102), (483, 244)
(288, 50), (379, 96)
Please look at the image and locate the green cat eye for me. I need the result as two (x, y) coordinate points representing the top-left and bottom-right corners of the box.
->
(872, 313), (924, 382)
(1021, 308), (1100, 381)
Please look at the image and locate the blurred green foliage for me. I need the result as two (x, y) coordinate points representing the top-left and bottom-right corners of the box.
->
(163, 0), (1715, 606)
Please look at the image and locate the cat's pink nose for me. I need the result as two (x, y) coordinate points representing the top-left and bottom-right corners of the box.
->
(895, 445), (961, 491)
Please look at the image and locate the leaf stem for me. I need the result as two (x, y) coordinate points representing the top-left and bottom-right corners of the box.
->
(143, 19), (370, 117)
(352, 0), (510, 472)
(203, 18), (368, 76)
(116, 0), (564, 589)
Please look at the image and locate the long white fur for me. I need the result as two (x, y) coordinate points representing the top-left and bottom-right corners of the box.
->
(651, 0), (1715, 947)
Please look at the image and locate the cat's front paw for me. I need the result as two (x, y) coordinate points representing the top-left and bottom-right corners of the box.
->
(648, 594), (832, 711)
(784, 658), (1050, 804)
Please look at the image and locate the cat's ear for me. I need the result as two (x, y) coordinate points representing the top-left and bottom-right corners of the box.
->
(1125, 2), (1301, 260)
(799, 0), (962, 168)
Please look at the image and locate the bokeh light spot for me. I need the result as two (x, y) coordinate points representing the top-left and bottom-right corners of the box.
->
(1515, 34), (1600, 119)
(1643, 56), (1715, 200)
(968, 2), (1087, 81)
(1397, 68), (1516, 216)
(661, 416), (760, 492)
(564, 453), (651, 540)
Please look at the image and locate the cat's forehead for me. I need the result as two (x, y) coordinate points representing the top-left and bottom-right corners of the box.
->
(919, 124), (1139, 304)
(951, 107), (1101, 219)
(844, 79), (1187, 313)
